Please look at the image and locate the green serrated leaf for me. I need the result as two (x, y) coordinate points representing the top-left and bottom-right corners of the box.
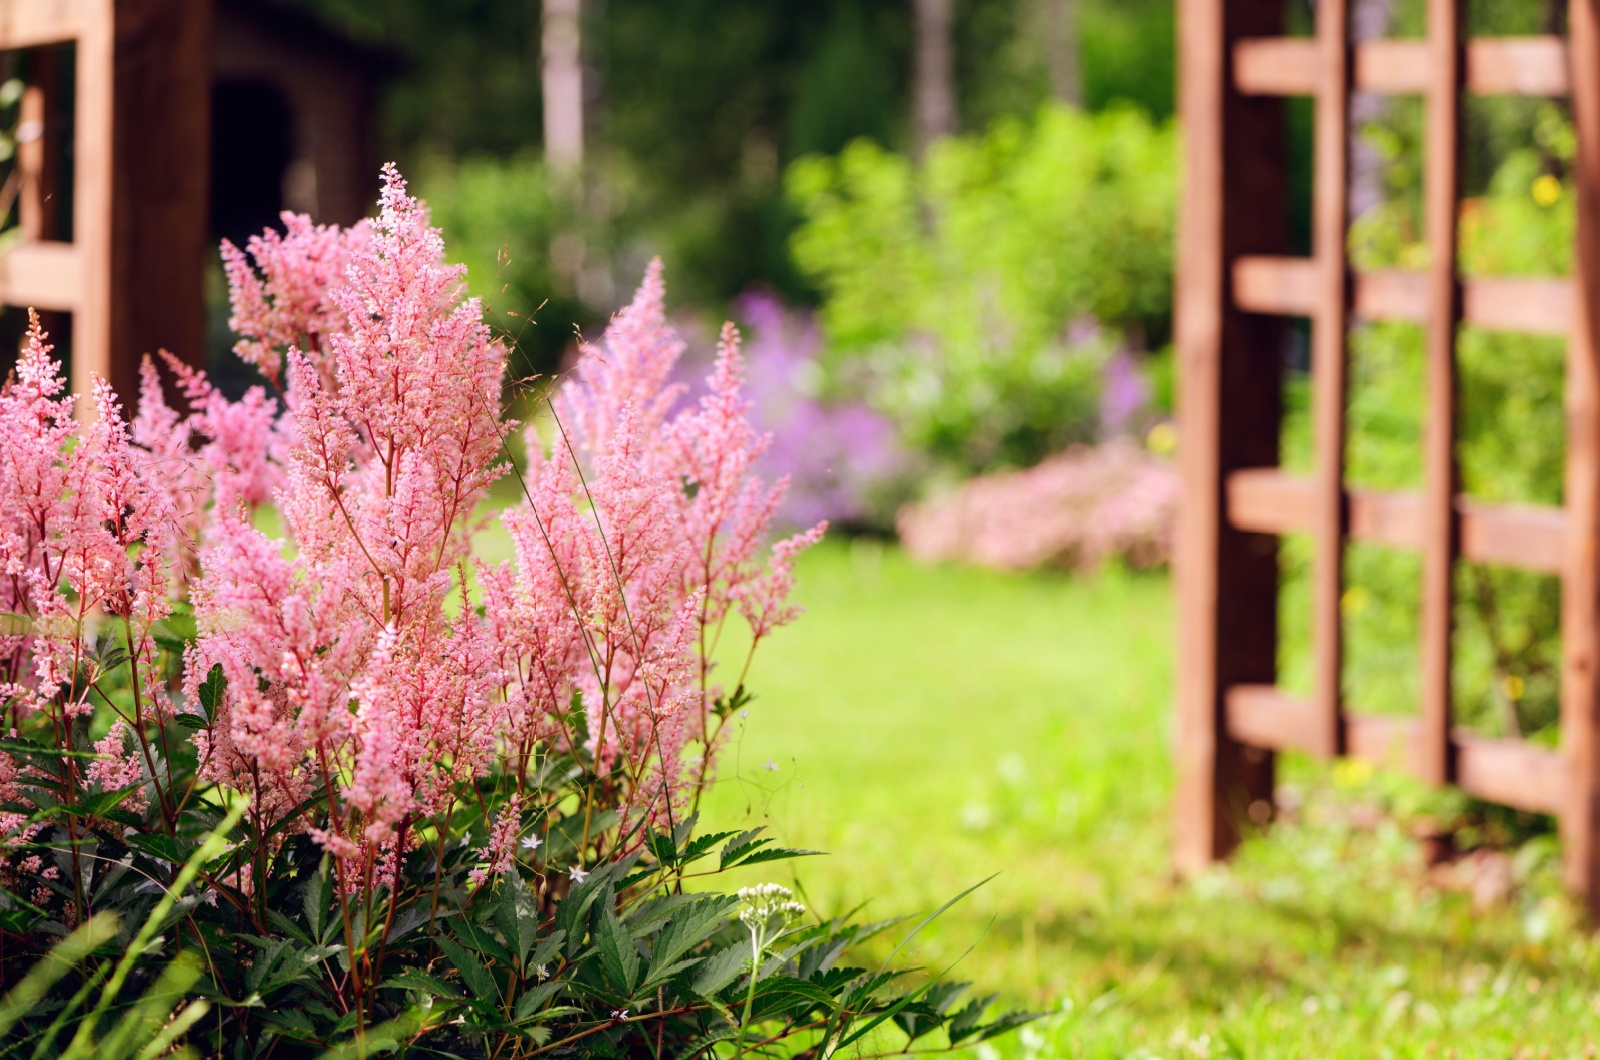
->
(438, 937), (499, 1001)
(689, 944), (748, 999)
(198, 664), (226, 722)
(455, 916), (516, 964)
(528, 929), (565, 971)
(749, 975), (837, 1021)
(642, 895), (739, 991)
(596, 905), (640, 996)
(512, 979), (563, 1020)
(383, 969), (463, 998)
(717, 828), (767, 869)
(725, 845), (823, 869)
(125, 832), (191, 866)
(0, 739), (105, 760)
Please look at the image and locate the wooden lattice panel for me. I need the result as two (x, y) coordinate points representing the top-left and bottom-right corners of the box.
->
(0, 0), (208, 410)
(0, 0), (112, 401)
(1176, 0), (1600, 908)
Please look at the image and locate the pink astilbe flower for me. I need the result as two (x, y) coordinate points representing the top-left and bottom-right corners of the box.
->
(193, 166), (510, 894)
(223, 211), (369, 386)
(469, 794), (524, 888)
(0, 314), (211, 900)
(87, 722), (149, 812)
(487, 262), (825, 826)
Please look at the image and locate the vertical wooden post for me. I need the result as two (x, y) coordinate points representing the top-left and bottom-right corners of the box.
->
(17, 82), (45, 241)
(109, 0), (212, 399)
(71, 0), (115, 408)
(1174, 0), (1284, 871)
(1310, 0), (1352, 759)
(1563, 0), (1600, 911)
(1418, 0), (1462, 786)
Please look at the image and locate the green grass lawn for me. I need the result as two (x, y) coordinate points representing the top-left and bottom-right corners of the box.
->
(696, 539), (1600, 1058)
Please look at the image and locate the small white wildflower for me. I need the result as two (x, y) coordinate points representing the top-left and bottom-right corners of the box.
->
(763, 758), (779, 772)
(521, 834), (542, 852)
(534, 963), (549, 980)
(611, 1008), (629, 1021)
(737, 882), (806, 931)
(737, 884), (807, 994)
(569, 865), (589, 884)
(739, 709), (749, 719)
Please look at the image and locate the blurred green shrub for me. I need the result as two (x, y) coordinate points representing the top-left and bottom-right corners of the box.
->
(787, 102), (1176, 475)
(1282, 102), (1574, 740)
(418, 152), (602, 381)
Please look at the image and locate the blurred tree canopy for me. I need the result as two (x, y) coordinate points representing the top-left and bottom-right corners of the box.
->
(286, 0), (1172, 319)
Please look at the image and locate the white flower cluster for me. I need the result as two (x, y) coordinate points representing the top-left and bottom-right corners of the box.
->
(737, 882), (805, 932)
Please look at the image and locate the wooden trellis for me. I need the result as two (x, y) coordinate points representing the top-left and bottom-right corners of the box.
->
(0, 0), (209, 404)
(1175, 0), (1600, 909)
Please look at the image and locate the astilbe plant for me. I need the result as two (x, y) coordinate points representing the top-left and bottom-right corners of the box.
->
(0, 167), (1029, 1057)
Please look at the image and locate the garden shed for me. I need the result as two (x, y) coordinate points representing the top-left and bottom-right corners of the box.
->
(1175, 0), (1600, 910)
(0, 0), (384, 403)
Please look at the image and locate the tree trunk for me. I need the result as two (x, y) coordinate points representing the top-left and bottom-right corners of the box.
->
(913, 0), (955, 156)
(1042, 0), (1080, 105)
(542, 0), (584, 175)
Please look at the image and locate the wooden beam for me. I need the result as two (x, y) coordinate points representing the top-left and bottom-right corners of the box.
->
(1173, 0), (1284, 873)
(1455, 733), (1564, 816)
(69, 0), (113, 409)
(1234, 256), (1571, 335)
(1235, 35), (1569, 97)
(1563, 0), (1600, 911)
(0, 241), (81, 310)
(1310, 0), (1352, 759)
(1234, 254), (1318, 315)
(1461, 278), (1572, 336)
(109, 0), (212, 400)
(0, 0), (92, 50)
(1226, 468), (1566, 573)
(1418, 0), (1462, 789)
(1223, 688), (1564, 814)
(1234, 37), (1318, 96)
(1224, 684), (1320, 754)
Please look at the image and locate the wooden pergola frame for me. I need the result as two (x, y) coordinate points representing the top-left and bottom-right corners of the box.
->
(0, 0), (208, 405)
(1176, 0), (1600, 909)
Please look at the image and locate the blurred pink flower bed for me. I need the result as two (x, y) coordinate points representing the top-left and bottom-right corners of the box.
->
(896, 438), (1177, 573)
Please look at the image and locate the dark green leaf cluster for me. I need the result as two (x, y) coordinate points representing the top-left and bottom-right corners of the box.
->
(0, 766), (1033, 1059)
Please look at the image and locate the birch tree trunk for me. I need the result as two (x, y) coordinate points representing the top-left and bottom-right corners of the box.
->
(913, 0), (955, 156)
(1042, 0), (1080, 105)
(542, 0), (584, 175)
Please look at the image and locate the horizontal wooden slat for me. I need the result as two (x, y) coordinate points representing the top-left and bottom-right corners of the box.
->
(1233, 256), (1571, 335)
(1458, 499), (1567, 572)
(0, 240), (81, 311)
(1226, 469), (1565, 573)
(1462, 277), (1572, 336)
(1467, 37), (1571, 97)
(1346, 713), (1416, 766)
(1353, 269), (1426, 322)
(1455, 732), (1564, 815)
(1225, 684), (1319, 753)
(1236, 36), (1569, 97)
(0, 0), (91, 48)
(1233, 255), (1318, 316)
(1226, 468), (1316, 532)
(1234, 38), (1320, 95)
(1356, 39), (1429, 94)
(1224, 687), (1565, 814)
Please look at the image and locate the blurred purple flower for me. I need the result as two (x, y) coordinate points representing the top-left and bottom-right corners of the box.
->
(1100, 349), (1150, 439)
(674, 290), (905, 529)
